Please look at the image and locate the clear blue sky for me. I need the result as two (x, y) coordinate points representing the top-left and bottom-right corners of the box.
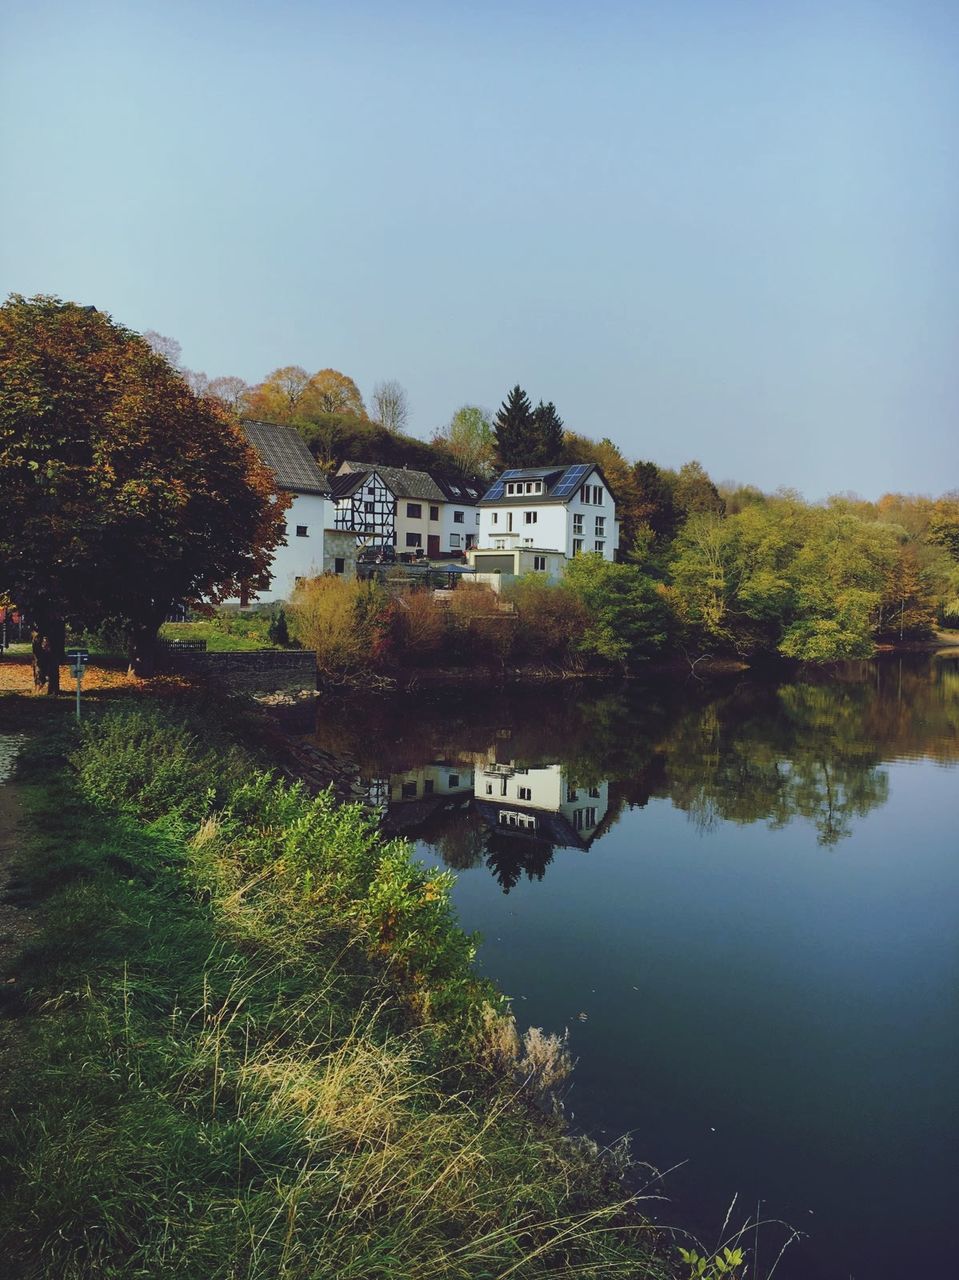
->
(2, 0), (957, 499)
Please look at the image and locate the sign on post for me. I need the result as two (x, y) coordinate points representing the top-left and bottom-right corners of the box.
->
(66, 648), (89, 722)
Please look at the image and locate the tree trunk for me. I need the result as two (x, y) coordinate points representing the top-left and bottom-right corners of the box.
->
(32, 619), (65, 695)
(128, 619), (160, 677)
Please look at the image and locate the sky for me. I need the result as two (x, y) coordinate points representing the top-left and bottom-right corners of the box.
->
(2, 0), (957, 500)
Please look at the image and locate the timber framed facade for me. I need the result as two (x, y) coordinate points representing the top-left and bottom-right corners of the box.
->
(331, 469), (396, 548)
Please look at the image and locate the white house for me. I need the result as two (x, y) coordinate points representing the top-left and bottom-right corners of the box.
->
(229, 420), (348, 603)
(473, 757), (609, 849)
(476, 464), (619, 562)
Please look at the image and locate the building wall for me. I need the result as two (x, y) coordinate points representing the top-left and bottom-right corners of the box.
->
(322, 529), (358, 579)
(224, 492), (330, 604)
(394, 497), (443, 552)
(388, 764), (475, 803)
(474, 762), (608, 837)
(478, 477), (618, 560)
(438, 502), (480, 552)
(468, 547), (566, 584)
(334, 473), (394, 547)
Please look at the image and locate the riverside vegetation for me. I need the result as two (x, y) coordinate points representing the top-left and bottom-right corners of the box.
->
(0, 691), (708, 1280)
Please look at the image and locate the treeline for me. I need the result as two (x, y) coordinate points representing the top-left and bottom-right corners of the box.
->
(160, 336), (959, 661)
(291, 495), (959, 670)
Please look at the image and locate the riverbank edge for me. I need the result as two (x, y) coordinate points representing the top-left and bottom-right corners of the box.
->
(0, 691), (678, 1280)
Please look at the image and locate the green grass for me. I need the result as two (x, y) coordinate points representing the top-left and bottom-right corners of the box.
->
(159, 612), (284, 652)
(0, 695), (671, 1279)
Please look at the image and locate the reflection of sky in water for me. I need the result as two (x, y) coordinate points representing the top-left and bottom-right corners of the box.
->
(312, 656), (958, 1280)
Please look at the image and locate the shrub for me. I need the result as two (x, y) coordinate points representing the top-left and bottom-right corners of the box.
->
(289, 576), (387, 678)
(506, 576), (589, 667)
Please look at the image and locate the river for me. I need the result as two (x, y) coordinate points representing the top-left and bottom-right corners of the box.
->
(303, 653), (959, 1280)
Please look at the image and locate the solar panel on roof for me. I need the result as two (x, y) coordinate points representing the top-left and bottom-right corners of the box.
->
(501, 469), (524, 479)
(551, 463), (591, 498)
(483, 480), (506, 501)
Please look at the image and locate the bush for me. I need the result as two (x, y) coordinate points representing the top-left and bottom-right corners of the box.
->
(506, 576), (589, 667)
(289, 576), (388, 679)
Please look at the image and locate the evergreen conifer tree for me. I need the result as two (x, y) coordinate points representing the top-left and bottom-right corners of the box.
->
(532, 401), (565, 464)
(494, 384), (535, 466)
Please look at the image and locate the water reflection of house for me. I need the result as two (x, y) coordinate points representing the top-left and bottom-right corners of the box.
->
(370, 763), (476, 835)
(473, 757), (609, 850)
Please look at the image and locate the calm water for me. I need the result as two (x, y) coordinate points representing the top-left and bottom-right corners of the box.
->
(305, 655), (959, 1280)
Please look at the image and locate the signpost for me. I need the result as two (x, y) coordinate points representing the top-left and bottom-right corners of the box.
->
(66, 648), (89, 722)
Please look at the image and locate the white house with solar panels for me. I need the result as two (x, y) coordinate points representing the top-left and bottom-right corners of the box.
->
(471, 464), (618, 578)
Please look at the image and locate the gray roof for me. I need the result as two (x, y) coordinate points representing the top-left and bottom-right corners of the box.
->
(241, 421), (332, 496)
(340, 460), (446, 503)
(479, 463), (614, 506)
(434, 475), (482, 505)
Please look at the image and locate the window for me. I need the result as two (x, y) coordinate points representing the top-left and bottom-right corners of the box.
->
(401, 781), (417, 799)
(429, 505), (439, 521)
(453, 510), (465, 523)
(491, 513), (498, 524)
(424, 780), (434, 795)
(533, 555), (547, 571)
(517, 785), (532, 801)
(499, 810), (536, 830)
(523, 537), (533, 546)
(500, 776), (508, 796)
(573, 513), (584, 535)
(567, 785), (578, 803)
(407, 503), (422, 519)
(450, 533), (461, 548)
(406, 533), (422, 548)
(595, 516), (605, 536)
(475, 512), (480, 524)
(578, 484), (604, 505)
(594, 540), (605, 554)
(494, 539), (507, 549)
(448, 774), (460, 788)
(367, 485), (376, 496)
(364, 500), (375, 513)
(507, 512), (514, 531)
(296, 525), (308, 537)
(334, 557), (345, 574)
(593, 485), (603, 504)
(485, 783), (493, 795)
(279, 521), (288, 537)
(573, 807), (597, 830)
(588, 787), (601, 798)
(524, 511), (537, 524)
(572, 538), (584, 555)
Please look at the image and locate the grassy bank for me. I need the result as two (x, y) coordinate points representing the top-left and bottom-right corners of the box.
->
(0, 692), (673, 1279)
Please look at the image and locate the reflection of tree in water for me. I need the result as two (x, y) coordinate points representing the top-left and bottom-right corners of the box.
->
(426, 808), (489, 871)
(484, 832), (556, 893)
(315, 655), (957, 874)
(659, 681), (891, 845)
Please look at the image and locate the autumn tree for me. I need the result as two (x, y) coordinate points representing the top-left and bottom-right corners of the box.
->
(432, 405), (496, 476)
(310, 368), (366, 418)
(142, 329), (182, 367)
(206, 375), (250, 414)
(244, 365), (315, 423)
(370, 379), (409, 433)
(0, 295), (287, 691)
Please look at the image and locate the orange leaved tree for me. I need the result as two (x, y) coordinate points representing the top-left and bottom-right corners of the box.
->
(0, 294), (288, 691)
